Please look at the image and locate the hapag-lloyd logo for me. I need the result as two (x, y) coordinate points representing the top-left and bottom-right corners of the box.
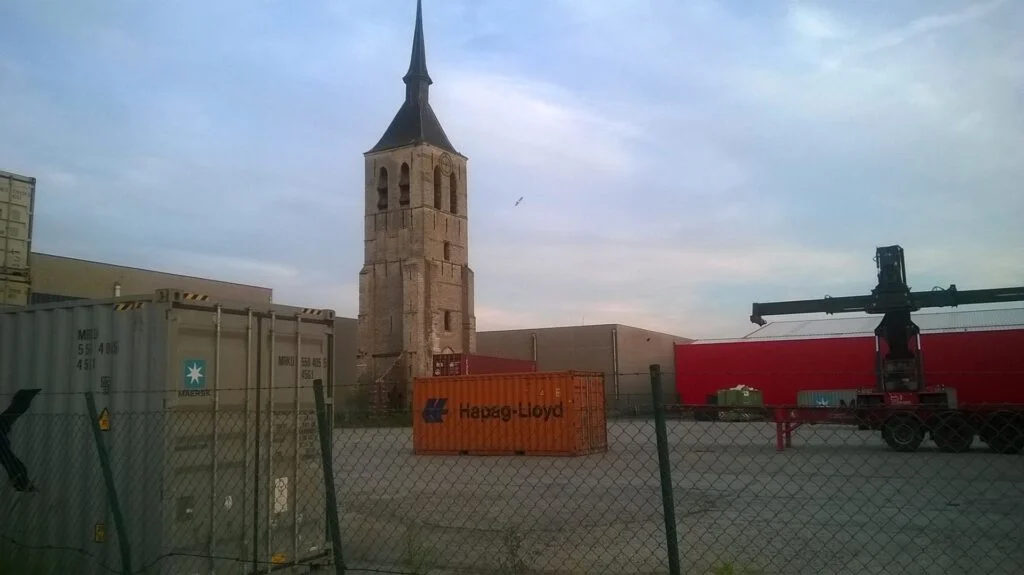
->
(459, 402), (565, 422)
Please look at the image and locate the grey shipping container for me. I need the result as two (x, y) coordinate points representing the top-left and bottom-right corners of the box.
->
(0, 289), (337, 574)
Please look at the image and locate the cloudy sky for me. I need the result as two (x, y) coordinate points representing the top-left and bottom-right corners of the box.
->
(2, 0), (1022, 339)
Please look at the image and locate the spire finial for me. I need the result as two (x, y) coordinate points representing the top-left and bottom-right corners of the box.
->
(368, 0), (459, 155)
(403, 0), (431, 100)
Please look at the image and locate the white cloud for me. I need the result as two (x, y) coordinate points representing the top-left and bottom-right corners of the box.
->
(479, 241), (864, 289)
(787, 4), (850, 40)
(832, 0), (1008, 64)
(438, 71), (642, 178)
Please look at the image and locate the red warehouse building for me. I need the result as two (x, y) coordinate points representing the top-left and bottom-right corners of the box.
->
(675, 308), (1024, 407)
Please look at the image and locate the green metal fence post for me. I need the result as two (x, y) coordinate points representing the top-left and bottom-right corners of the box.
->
(650, 364), (681, 575)
(83, 392), (133, 575)
(313, 379), (347, 575)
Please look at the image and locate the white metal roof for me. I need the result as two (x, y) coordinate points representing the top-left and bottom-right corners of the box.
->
(694, 307), (1024, 344)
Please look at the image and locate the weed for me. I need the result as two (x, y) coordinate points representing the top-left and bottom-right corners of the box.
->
(400, 523), (436, 575)
(497, 525), (531, 575)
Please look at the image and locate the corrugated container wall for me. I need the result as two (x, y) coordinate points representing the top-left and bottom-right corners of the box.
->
(431, 352), (537, 376)
(797, 390), (861, 408)
(675, 327), (1024, 406)
(412, 371), (608, 456)
(0, 289), (336, 574)
(0, 169), (35, 285)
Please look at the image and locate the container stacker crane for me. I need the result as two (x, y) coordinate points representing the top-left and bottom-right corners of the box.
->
(750, 245), (1024, 454)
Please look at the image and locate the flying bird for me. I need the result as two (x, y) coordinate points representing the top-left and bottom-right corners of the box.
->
(0, 388), (41, 492)
(514, 196), (523, 206)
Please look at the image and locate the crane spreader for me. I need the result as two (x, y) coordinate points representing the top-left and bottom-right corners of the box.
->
(751, 245), (1024, 453)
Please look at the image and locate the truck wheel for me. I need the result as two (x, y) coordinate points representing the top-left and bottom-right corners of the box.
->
(985, 415), (1024, 455)
(931, 414), (974, 453)
(882, 414), (924, 452)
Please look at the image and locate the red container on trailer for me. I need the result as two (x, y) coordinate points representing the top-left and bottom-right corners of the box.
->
(675, 310), (1024, 407)
(675, 337), (875, 406)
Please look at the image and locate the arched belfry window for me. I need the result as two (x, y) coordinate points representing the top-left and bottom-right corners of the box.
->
(377, 167), (389, 210)
(433, 166), (442, 209)
(399, 163), (410, 206)
(449, 173), (458, 214)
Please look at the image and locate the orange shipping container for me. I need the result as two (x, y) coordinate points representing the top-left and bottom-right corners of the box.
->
(412, 371), (608, 457)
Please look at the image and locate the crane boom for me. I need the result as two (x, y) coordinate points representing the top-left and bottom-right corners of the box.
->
(749, 245), (1024, 393)
(751, 286), (1024, 326)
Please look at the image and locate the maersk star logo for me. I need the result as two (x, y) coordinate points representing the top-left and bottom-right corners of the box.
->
(183, 360), (206, 390)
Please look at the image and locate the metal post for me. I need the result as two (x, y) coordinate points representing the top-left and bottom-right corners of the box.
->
(251, 313), (261, 572)
(313, 379), (346, 575)
(211, 305), (222, 574)
(266, 312), (277, 574)
(292, 316), (302, 566)
(84, 392), (133, 575)
(650, 364), (680, 575)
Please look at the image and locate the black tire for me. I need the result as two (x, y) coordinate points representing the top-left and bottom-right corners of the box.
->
(931, 414), (975, 453)
(882, 414), (925, 452)
(985, 415), (1024, 455)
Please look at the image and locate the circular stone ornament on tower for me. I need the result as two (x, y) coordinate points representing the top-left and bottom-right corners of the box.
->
(439, 152), (454, 177)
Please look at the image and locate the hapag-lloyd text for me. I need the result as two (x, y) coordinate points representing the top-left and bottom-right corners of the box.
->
(459, 402), (565, 422)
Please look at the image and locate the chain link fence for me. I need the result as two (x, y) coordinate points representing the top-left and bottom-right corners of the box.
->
(2, 371), (1022, 574)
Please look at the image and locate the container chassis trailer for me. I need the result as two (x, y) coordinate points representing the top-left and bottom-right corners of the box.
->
(747, 245), (1024, 454)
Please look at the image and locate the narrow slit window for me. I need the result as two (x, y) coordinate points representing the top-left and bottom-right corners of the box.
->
(399, 163), (410, 206)
(433, 166), (442, 209)
(444, 310), (452, 331)
(377, 167), (389, 210)
(443, 241), (451, 261)
(449, 173), (458, 214)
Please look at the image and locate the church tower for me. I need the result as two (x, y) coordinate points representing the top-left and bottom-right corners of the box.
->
(356, 0), (476, 410)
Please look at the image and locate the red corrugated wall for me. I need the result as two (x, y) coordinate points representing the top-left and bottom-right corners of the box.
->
(922, 330), (1024, 406)
(674, 329), (1024, 406)
(466, 354), (538, 375)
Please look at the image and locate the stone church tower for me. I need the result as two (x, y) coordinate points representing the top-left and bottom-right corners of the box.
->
(356, 0), (476, 410)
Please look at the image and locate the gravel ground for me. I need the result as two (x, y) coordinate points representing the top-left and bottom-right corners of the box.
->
(331, 420), (1024, 575)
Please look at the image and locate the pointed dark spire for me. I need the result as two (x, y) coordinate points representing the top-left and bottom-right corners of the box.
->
(403, 0), (431, 94)
(368, 0), (459, 156)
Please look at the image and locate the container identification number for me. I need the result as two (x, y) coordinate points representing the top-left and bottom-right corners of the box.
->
(277, 355), (328, 381)
(76, 328), (119, 371)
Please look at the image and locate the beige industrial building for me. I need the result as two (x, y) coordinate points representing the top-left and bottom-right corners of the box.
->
(25, 251), (358, 404)
(477, 324), (692, 413)
(30, 252), (274, 304)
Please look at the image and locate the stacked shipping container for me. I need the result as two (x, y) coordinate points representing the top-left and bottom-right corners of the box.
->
(675, 309), (1024, 407)
(431, 352), (537, 376)
(0, 289), (336, 574)
(0, 169), (34, 308)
